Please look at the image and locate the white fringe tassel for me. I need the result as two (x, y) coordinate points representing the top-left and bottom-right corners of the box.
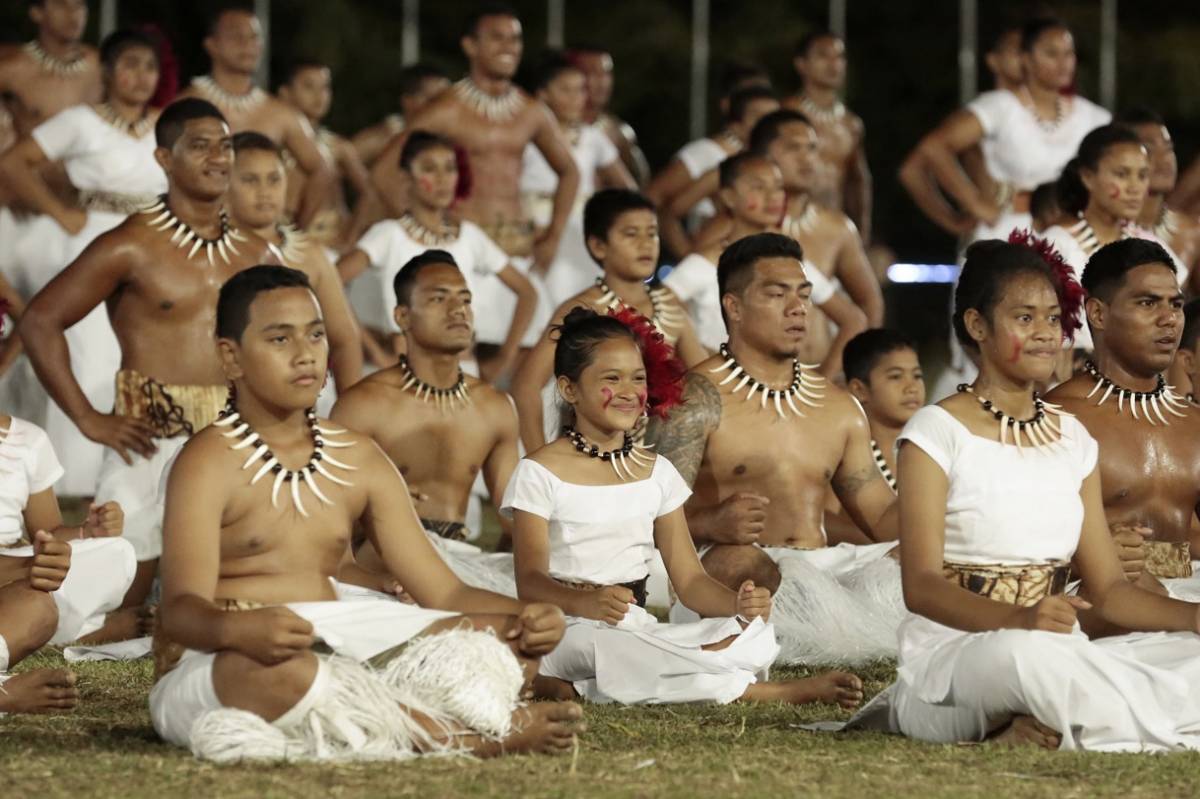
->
(382, 627), (525, 740)
(770, 555), (905, 666)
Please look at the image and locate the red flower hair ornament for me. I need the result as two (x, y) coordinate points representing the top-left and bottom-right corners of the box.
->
(608, 306), (687, 419)
(1008, 229), (1086, 343)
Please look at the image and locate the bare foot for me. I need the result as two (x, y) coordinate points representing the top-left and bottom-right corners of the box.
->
(989, 715), (1061, 750)
(531, 675), (578, 701)
(501, 702), (585, 755)
(741, 671), (864, 708)
(0, 668), (78, 714)
(76, 604), (154, 644)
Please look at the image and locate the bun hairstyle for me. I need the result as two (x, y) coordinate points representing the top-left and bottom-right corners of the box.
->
(1055, 124), (1144, 216)
(553, 306), (686, 420)
(953, 235), (1084, 351)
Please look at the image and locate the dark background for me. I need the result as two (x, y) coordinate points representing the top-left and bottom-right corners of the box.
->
(4, 0), (1199, 365)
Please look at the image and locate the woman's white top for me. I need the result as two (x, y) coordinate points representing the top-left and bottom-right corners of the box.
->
(521, 123), (617, 208)
(897, 405), (1098, 565)
(664, 253), (835, 351)
(32, 105), (166, 196)
(501, 454), (691, 586)
(0, 418), (64, 546)
(965, 90), (1111, 192)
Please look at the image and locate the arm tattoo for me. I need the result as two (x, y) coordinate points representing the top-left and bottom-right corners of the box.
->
(644, 373), (721, 487)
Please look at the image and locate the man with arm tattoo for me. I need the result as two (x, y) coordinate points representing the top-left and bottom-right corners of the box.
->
(646, 233), (903, 665)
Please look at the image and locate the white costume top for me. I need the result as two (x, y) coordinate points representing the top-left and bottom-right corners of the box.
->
(349, 219), (508, 334)
(664, 253), (836, 351)
(899, 406), (1096, 566)
(520, 124), (617, 211)
(0, 417), (64, 546)
(965, 90), (1110, 193)
(673, 137), (728, 226)
(32, 105), (166, 198)
(501, 455), (691, 586)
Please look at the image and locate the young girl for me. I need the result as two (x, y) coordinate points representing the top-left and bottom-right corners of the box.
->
(1042, 124), (1185, 350)
(890, 238), (1200, 750)
(0, 29), (165, 495)
(507, 306), (862, 707)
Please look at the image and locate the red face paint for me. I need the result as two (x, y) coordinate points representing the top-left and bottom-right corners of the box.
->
(745, 198), (760, 212)
(1008, 336), (1023, 364)
(418, 176), (435, 193)
(637, 390), (648, 409)
(1108, 185), (1121, 200)
(601, 387), (614, 408)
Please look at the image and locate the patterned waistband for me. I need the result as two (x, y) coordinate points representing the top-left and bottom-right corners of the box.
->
(78, 190), (158, 215)
(422, 518), (468, 542)
(478, 218), (535, 258)
(153, 598), (263, 680)
(554, 575), (649, 609)
(943, 560), (1069, 608)
(114, 369), (228, 439)
(1145, 540), (1193, 579)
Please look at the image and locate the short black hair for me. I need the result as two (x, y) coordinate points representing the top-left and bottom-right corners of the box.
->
(398, 63), (447, 98)
(282, 58), (327, 87)
(1181, 299), (1200, 353)
(748, 109), (812, 156)
(727, 84), (778, 124)
(206, 3), (256, 38)
(1056, 124), (1143, 215)
(795, 28), (840, 59)
(1081, 238), (1177, 304)
(843, 328), (917, 385)
(1029, 181), (1059, 222)
(216, 265), (312, 342)
(1020, 16), (1069, 52)
(717, 232), (804, 325)
(464, 2), (518, 38)
(1116, 105), (1166, 129)
(99, 29), (158, 72)
(953, 240), (1061, 351)
(582, 189), (655, 267)
(399, 129), (456, 171)
(986, 25), (1021, 54)
(155, 98), (226, 149)
(719, 152), (771, 189)
(232, 130), (281, 158)
(393, 250), (460, 307)
(534, 51), (581, 91)
(718, 62), (772, 96)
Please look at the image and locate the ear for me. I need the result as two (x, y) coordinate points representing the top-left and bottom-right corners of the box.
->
(847, 377), (871, 404)
(1175, 348), (1195, 383)
(28, 5), (43, 26)
(1079, 167), (1097, 197)
(393, 305), (410, 334)
(278, 85), (293, 103)
(153, 146), (172, 175)
(721, 291), (743, 326)
(962, 307), (989, 348)
(461, 35), (477, 61)
(217, 338), (244, 381)
(717, 185), (738, 212)
(203, 35), (217, 61)
(792, 54), (807, 78)
(983, 52), (999, 76)
(555, 374), (577, 407)
(585, 233), (607, 265)
(1084, 296), (1106, 333)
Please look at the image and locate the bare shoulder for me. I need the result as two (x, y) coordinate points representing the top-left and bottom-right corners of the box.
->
(819, 381), (869, 432)
(332, 368), (398, 411)
(553, 286), (605, 321)
(172, 424), (237, 477)
(816, 205), (860, 238)
(846, 109), (866, 139)
(665, 369), (723, 427)
(1044, 373), (1095, 408)
(467, 377), (517, 421)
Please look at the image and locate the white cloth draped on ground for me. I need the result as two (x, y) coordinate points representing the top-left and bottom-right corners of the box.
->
(543, 604), (778, 705)
(1, 537), (136, 644)
(152, 599), (529, 762)
(670, 541), (903, 666)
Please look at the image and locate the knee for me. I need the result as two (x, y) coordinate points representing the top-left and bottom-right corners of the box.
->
(213, 650), (319, 721)
(28, 589), (60, 646)
(701, 545), (782, 594)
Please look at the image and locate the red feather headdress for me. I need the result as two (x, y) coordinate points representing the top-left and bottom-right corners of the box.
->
(1008, 228), (1086, 343)
(608, 306), (687, 419)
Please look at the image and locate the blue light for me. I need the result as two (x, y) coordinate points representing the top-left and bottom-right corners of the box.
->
(887, 263), (960, 284)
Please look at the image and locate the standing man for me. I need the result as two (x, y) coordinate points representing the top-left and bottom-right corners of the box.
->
(782, 30), (871, 242)
(566, 45), (650, 187)
(17, 99), (274, 606)
(179, 6), (332, 228)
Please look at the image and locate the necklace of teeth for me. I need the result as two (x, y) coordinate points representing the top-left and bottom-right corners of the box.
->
(871, 439), (897, 492)
(214, 404), (357, 518)
(398, 355), (471, 411)
(1083, 360), (1189, 425)
(595, 279), (686, 340)
(398, 212), (459, 247)
(24, 40), (88, 77)
(273, 223), (308, 266)
(192, 75), (267, 114)
(453, 78), (525, 123)
(957, 383), (1067, 453)
(95, 102), (154, 138)
(1066, 213), (1130, 259)
(1023, 88), (1065, 132)
(797, 94), (846, 125)
(782, 200), (819, 238)
(564, 426), (654, 481)
(709, 343), (825, 418)
(140, 197), (247, 265)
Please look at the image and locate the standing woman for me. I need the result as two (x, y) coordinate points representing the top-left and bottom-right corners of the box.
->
(892, 239), (1200, 750)
(0, 29), (165, 496)
(1041, 124), (1183, 350)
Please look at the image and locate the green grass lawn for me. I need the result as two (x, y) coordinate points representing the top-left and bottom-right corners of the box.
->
(4, 652), (1200, 799)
